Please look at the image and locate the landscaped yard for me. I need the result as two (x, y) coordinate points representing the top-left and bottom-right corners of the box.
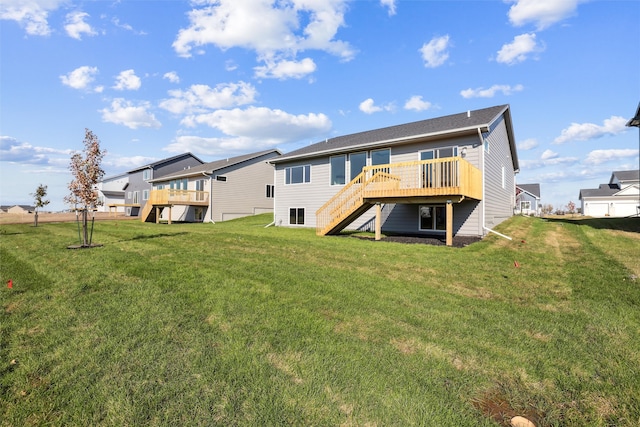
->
(1, 214), (639, 426)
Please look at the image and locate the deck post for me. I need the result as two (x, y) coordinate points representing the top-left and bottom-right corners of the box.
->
(155, 206), (160, 224)
(446, 200), (453, 246)
(168, 206), (172, 225)
(375, 203), (382, 241)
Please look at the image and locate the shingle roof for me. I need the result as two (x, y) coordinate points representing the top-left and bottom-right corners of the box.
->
(149, 149), (281, 182)
(611, 170), (639, 183)
(517, 184), (541, 198)
(272, 104), (511, 163)
(127, 152), (204, 173)
(579, 184), (620, 198)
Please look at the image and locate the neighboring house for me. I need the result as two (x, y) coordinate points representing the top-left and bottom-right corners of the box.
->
(5, 205), (35, 214)
(270, 104), (519, 245)
(579, 170), (640, 217)
(96, 172), (129, 213)
(120, 153), (204, 217)
(515, 184), (541, 216)
(144, 149), (281, 223)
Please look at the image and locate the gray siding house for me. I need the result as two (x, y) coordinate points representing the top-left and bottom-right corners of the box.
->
(515, 184), (541, 216)
(270, 105), (519, 244)
(144, 149), (281, 223)
(123, 153), (204, 216)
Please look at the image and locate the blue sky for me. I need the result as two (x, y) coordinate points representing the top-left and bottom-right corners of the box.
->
(1, 0), (638, 212)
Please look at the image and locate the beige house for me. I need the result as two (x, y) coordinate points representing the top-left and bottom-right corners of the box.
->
(144, 149), (281, 223)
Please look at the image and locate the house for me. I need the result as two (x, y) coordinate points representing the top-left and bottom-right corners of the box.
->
(1, 205), (35, 214)
(102, 153), (204, 217)
(515, 184), (541, 216)
(143, 149), (281, 223)
(579, 170), (640, 217)
(270, 104), (519, 245)
(96, 172), (129, 213)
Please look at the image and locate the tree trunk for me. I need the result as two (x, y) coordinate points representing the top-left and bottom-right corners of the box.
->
(34, 211), (39, 227)
(82, 209), (89, 246)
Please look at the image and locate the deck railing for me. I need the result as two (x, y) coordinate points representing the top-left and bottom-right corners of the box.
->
(316, 157), (481, 235)
(141, 189), (209, 222)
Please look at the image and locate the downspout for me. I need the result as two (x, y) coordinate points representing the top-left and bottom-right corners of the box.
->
(478, 127), (486, 236)
(201, 171), (215, 223)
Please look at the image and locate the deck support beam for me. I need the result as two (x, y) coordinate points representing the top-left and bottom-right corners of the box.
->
(375, 203), (382, 241)
(446, 200), (453, 246)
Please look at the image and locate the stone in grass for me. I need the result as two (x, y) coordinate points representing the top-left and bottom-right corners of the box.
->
(511, 415), (536, 427)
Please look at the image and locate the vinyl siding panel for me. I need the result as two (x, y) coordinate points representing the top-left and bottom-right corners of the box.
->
(483, 117), (516, 229)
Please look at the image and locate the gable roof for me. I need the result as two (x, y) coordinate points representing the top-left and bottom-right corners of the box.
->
(516, 184), (541, 198)
(149, 149), (281, 182)
(626, 102), (640, 127)
(579, 184), (620, 199)
(271, 104), (518, 171)
(611, 170), (639, 183)
(127, 152), (204, 174)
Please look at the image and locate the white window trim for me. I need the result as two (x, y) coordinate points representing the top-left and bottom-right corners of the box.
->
(418, 204), (447, 232)
(285, 165), (311, 185)
(288, 207), (305, 225)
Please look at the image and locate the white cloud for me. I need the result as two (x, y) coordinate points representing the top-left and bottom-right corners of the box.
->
(165, 106), (331, 155)
(160, 82), (257, 115)
(60, 65), (99, 91)
(419, 35), (450, 68)
(254, 57), (317, 80)
(100, 98), (161, 129)
(64, 11), (96, 40)
(163, 71), (180, 84)
(584, 149), (639, 165)
(554, 116), (629, 144)
(506, 0), (582, 30)
(380, 0), (396, 16)
(172, 0), (355, 78)
(517, 138), (538, 150)
(460, 84), (524, 98)
(111, 17), (147, 35)
(113, 69), (141, 91)
(540, 149), (557, 160)
(496, 33), (543, 65)
(0, 0), (67, 36)
(359, 98), (394, 114)
(0, 135), (72, 165)
(404, 96), (432, 112)
(181, 106), (331, 141)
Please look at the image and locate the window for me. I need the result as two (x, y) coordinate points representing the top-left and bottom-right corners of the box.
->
(520, 201), (531, 211)
(142, 189), (149, 201)
(143, 169), (152, 181)
(289, 208), (305, 225)
(132, 191), (140, 204)
(371, 148), (390, 166)
(156, 184), (165, 190)
(419, 205), (446, 231)
(330, 155), (346, 185)
(216, 176), (227, 182)
(196, 179), (206, 201)
(420, 146), (458, 160)
(349, 152), (367, 180)
(170, 179), (188, 190)
(266, 185), (275, 198)
(285, 165), (311, 184)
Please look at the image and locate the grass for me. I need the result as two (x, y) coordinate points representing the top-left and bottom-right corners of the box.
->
(1, 214), (639, 426)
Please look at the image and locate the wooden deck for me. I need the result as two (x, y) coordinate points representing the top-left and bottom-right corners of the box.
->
(316, 157), (482, 237)
(141, 189), (209, 222)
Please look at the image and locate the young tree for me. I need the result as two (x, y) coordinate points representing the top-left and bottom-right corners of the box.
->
(64, 129), (106, 248)
(566, 200), (576, 215)
(31, 184), (50, 227)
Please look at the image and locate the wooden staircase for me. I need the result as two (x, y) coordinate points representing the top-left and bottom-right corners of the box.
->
(316, 157), (482, 236)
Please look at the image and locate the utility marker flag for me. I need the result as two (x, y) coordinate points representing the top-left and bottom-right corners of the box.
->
(7, 279), (13, 289)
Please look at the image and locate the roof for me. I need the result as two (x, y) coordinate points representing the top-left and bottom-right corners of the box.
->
(127, 152), (204, 173)
(516, 183), (541, 198)
(579, 184), (620, 199)
(626, 102), (640, 127)
(271, 105), (518, 170)
(611, 170), (639, 183)
(149, 149), (281, 182)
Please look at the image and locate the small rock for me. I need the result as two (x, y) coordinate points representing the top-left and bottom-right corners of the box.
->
(511, 415), (535, 427)
(10, 359), (18, 365)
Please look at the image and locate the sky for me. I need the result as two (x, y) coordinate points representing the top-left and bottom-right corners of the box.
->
(1, 0), (639, 212)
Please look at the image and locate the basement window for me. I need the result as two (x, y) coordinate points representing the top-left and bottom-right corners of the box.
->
(289, 208), (305, 225)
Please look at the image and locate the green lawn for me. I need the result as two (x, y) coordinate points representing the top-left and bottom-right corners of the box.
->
(1, 214), (639, 426)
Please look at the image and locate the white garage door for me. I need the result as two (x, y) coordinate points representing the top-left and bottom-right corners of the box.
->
(587, 203), (609, 217)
